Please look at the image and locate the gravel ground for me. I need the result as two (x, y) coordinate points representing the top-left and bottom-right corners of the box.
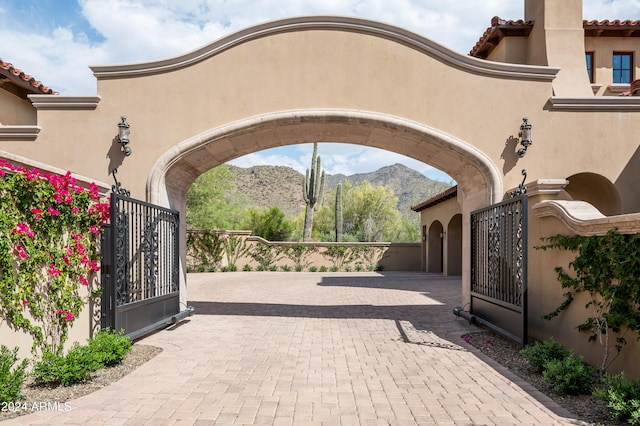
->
(463, 331), (621, 426)
(1, 332), (622, 425)
(0, 344), (162, 421)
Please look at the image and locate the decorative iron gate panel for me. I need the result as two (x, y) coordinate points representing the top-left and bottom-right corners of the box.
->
(101, 193), (180, 340)
(470, 195), (528, 345)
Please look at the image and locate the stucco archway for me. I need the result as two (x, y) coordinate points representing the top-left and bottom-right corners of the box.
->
(148, 109), (502, 208)
(147, 109), (502, 307)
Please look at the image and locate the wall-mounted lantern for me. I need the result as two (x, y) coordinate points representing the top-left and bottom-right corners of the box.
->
(118, 116), (132, 156)
(517, 117), (532, 157)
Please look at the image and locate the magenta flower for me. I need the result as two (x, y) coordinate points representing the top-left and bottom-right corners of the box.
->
(13, 245), (28, 259)
(22, 300), (28, 306)
(12, 223), (34, 237)
(79, 275), (89, 286)
(48, 264), (62, 276)
(47, 206), (60, 216)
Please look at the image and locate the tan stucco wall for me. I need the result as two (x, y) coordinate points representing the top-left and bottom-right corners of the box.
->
(0, 89), (37, 125)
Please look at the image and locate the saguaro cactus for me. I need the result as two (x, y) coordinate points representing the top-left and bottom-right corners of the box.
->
(302, 143), (325, 241)
(335, 183), (343, 242)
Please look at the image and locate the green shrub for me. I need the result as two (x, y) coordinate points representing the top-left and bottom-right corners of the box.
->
(295, 264), (303, 272)
(32, 344), (100, 386)
(355, 263), (363, 272)
(595, 372), (640, 424)
(280, 265), (292, 272)
(0, 345), (28, 403)
(243, 264), (252, 271)
(330, 266), (339, 272)
(88, 330), (131, 367)
(309, 266), (318, 272)
(268, 265), (278, 271)
(319, 265), (328, 272)
(520, 338), (571, 372)
(542, 353), (597, 395)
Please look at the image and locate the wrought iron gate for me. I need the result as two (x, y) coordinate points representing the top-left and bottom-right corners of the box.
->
(470, 195), (528, 345)
(101, 193), (180, 340)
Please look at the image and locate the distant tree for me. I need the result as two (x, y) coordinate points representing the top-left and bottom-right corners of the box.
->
(242, 207), (294, 241)
(186, 165), (246, 229)
(342, 181), (402, 242)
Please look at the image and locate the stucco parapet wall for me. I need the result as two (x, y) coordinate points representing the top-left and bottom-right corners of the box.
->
(549, 96), (640, 111)
(27, 95), (100, 110)
(90, 16), (559, 82)
(0, 149), (110, 195)
(0, 125), (40, 141)
(533, 200), (640, 236)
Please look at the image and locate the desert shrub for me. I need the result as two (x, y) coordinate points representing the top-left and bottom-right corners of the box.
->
(88, 330), (131, 367)
(32, 344), (100, 386)
(0, 345), (28, 403)
(520, 338), (571, 373)
(542, 353), (597, 395)
(595, 372), (640, 424)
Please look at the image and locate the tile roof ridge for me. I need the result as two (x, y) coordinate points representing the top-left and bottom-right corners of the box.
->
(0, 57), (58, 95)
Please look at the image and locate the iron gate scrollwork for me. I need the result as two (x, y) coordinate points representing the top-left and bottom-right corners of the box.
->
(470, 195), (528, 345)
(101, 193), (180, 340)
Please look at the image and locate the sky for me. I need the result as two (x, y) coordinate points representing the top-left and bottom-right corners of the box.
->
(2, 0), (640, 182)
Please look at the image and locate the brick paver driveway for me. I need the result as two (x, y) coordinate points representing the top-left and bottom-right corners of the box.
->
(8, 272), (586, 425)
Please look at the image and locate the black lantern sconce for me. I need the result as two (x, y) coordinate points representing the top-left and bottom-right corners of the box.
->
(117, 116), (132, 156)
(517, 117), (532, 157)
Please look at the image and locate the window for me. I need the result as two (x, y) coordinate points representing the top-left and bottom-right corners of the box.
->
(585, 52), (594, 83)
(613, 52), (633, 84)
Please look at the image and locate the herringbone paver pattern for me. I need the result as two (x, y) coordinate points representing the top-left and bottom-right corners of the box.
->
(6, 272), (587, 425)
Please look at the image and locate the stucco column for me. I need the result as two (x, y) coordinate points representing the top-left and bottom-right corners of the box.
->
(525, 0), (593, 97)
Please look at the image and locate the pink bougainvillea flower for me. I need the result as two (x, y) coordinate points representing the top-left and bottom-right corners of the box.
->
(56, 310), (75, 321)
(22, 300), (28, 306)
(90, 225), (100, 234)
(13, 246), (27, 259)
(79, 275), (89, 286)
(87, 259), (100, 273)
(72, 207), (80, 214)
(48, 264), (62, 276)
(12, 223), (34, 238)
(47, 206), (60, 216)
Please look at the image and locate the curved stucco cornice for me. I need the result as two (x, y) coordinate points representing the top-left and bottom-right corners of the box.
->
(147, 109), (503, 207)
(28, 95), (101, 110)
(92, 16), (558, 82)
(533, 199), (640, 236)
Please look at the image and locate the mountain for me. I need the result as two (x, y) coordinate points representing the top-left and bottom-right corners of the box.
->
(227, 163), (452, 219)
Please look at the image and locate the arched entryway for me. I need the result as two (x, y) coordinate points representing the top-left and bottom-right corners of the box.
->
(446, 214), (462, 276)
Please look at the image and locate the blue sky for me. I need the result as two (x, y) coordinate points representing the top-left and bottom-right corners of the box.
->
(2, 1), (639, 182)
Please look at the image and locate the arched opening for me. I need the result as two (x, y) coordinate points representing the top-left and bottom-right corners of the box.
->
(427, 221), (444, 273)
(564, 172), (621, 216)
(446, 214), (462, 276)
(146, 109), (503, 305)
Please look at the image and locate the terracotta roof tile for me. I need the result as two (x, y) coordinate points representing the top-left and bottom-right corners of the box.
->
(411, 185), (457, 212)
(469, 17), (533, 59)
(0, 58), (57, 95)
(470, 18), (640, 59)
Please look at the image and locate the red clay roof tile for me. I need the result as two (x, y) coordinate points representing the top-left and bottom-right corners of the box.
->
(0, 58), (57, 95)
(470, 18), (640, 59)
